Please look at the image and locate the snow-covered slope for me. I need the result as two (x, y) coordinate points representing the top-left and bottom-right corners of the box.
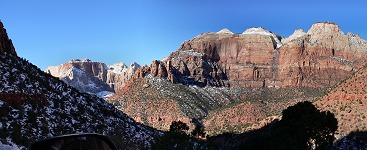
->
(0, 53), (158, 149)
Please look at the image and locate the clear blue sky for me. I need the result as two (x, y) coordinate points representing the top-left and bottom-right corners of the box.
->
(0, 0), (366, 70)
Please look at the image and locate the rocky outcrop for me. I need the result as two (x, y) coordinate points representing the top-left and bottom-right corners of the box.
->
(0, 21), (16, 56)
(45, 59), (140, 97)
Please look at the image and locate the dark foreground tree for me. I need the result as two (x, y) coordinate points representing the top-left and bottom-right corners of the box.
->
(191, 124), (206, 138)
(152, 121), (205, 150)
(240, 101), (338, 150)
(281, 101), (338, 149)
(169, 121), (189, 135)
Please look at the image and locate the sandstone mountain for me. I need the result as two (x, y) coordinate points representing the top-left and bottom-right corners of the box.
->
(0, 21), (157, 149)
(112, 22), (367, 134)
(45, 59), (140, 98)
(135, 22), (366, 88)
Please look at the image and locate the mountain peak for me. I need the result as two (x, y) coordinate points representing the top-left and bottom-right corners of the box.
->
(130, 62), (141, 68)
(216, 28), (234, 34)
(242, 27), (271, 35)
(282, 29), (307, 44)
(0, 20), (17, 56)
(242, 27), (283, 48)
(307, 22), (344, 35)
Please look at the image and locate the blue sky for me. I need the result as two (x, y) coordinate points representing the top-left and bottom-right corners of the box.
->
(0, 0), (367, 70)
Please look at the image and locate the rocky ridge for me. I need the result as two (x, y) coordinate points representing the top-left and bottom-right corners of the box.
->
(0, 21), (16, 55)
(114, 22), (367, 134)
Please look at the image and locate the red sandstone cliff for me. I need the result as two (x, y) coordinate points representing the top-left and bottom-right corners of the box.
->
(135, 22), (367, 89)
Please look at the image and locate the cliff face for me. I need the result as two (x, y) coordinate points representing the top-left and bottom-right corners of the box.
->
(0, 21), (16, 56)
(135, 22), (367, 89)
(45, 59), (140, 97)
(115, 22), (367, 134)
(277, 22), (367, 87)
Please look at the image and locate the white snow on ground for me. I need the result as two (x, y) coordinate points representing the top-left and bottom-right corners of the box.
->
(97, 91), (114, 99)
(0, 142), (20, 150)
(0, 144), (19, 150)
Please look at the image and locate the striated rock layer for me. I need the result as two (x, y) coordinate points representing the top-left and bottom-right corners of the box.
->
(116, 22), (367, 134)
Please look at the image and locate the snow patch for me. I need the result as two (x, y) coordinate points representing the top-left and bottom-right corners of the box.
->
(242, 27), (283, 48)
(97, 91), (114, 99)
(242, 27), (274, 36)
(0, 144), (20, 150)
(179, 50), (203, 57)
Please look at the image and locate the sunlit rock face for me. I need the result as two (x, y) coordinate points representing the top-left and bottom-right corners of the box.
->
(135, 22), (367, 89)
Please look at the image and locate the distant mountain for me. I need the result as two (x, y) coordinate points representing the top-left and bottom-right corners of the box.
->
(112, 22), (367, 135)
(0, 21), (157, 149)
(45, 59), (140, 98)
